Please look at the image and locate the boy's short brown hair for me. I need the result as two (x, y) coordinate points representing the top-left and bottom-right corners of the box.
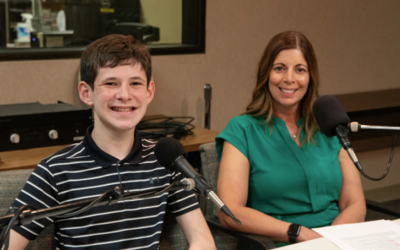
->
(80, 34), (152, 89)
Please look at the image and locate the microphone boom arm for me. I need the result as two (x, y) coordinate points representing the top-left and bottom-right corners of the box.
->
(350, 122), (400, 132)
(0, 181), (190, 250)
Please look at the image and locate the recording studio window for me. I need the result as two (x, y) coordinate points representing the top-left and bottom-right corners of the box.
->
(0, 0), (205, 60)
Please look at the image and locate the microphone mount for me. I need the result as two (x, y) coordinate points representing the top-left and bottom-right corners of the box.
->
(349, 122), (400, 132)
(335, 125), (351, 150)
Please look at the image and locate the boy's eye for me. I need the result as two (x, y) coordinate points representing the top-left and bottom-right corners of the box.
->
(131, 82), (143, 86)
(105, 82), (116, 86)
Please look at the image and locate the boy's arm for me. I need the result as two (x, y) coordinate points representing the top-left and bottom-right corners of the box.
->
(9, 229), (30, 250)
(176, 208), (216, 250)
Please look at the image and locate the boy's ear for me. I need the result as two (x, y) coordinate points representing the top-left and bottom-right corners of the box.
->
(78, 81), (94, 106)
(146, 81), (155, 104)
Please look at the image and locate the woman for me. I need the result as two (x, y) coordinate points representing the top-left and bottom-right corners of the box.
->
(216, 31), (366, 246)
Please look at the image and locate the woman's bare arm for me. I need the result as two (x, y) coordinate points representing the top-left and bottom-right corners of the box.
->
(217, 141), (321, 243)
(331, 149), (366, 225)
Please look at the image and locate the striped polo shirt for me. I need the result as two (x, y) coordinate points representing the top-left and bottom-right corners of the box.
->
(12, 126), (199, 250)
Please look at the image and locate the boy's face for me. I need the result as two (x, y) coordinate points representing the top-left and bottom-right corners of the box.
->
(79, 63), (155, 133)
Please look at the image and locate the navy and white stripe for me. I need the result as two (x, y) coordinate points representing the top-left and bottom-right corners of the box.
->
(12, 127), (199, 250)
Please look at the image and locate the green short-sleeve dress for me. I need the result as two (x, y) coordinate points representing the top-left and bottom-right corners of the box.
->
(215, 115), (343, 246)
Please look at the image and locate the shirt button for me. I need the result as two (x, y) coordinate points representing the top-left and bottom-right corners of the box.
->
(123, 174), (129, 181)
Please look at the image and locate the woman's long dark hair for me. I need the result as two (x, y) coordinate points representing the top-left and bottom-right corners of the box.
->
(245, 31), (320, 144)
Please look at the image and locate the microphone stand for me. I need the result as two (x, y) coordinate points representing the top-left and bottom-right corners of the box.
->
(0, 181), (190, 250)
(204, 83), (212, 130)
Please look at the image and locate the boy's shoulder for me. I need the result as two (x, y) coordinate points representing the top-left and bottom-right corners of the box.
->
(40, 141), (86, 167)
(140, 136), (158, 147)
(137, 133), (159, 151)
(39, 134), (160, 172)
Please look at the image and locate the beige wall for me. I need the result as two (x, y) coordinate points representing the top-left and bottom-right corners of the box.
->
(1, 0), (400, 190)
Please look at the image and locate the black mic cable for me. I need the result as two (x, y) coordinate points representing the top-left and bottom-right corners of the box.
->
(137, 116), (195, 140)
(335, 124), (396, 181)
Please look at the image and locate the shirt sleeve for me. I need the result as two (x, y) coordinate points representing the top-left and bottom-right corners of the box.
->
(215, 115), (249, 161)
(167, 170), (199, 217)
(11, 161), (59, 240)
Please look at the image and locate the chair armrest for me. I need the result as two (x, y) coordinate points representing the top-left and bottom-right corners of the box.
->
(206, 216), (277, 250)
(366, 199), (400, 218)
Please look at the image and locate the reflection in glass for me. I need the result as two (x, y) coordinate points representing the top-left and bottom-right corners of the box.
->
(0, 0), (186, 49)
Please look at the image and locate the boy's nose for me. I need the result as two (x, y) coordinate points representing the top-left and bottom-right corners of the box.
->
(117, 85), (131, 100)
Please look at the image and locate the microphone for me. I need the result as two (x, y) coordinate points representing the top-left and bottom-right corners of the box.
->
(154, 137), (241, 225)
(313, 95), (397, 181)
(312, 95), (363, 172)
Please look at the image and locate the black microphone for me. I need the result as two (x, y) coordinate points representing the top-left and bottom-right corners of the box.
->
(313, 95), (363, 172)
(154, 137), (241, 225)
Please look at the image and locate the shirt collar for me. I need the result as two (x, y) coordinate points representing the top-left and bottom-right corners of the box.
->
(272, 116), (304, 126)
(83, 125), (143, 168)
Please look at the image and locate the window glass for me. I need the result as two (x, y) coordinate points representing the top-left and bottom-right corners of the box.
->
(0, 0), (205, 60)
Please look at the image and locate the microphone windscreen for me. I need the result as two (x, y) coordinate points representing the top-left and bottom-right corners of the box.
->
(313, 95), (350, 137)
(154, 137), (187, 171)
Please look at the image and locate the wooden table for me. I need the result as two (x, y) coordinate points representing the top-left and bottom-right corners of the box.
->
(0, 126), (219, 171)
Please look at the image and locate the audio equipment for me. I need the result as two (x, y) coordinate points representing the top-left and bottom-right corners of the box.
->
(0, 102), (92, 152)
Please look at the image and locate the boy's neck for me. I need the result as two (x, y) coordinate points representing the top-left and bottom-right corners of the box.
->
(91, 125), (136, 160)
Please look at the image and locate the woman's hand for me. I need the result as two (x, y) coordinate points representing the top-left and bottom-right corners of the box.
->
(296, 226), (323, 243)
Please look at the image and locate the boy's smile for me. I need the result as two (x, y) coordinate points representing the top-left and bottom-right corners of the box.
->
(79, 63), (155, 134)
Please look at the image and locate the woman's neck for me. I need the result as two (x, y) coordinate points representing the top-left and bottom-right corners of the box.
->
(91, 125), (135, 160)
(273, 105), (301, 125)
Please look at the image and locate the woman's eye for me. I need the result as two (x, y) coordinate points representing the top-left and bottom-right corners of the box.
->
(296, 68), (306, 73)
(274, 66), (283, 71)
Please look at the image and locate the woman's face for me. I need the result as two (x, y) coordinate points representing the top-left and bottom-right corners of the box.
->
(268, 49), (310, 114)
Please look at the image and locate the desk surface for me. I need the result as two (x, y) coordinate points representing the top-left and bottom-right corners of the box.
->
(0, 126), (219, 171)
(276, 219), (400, 250)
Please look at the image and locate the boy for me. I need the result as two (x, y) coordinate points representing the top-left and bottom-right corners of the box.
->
(9, 34), (216, 250)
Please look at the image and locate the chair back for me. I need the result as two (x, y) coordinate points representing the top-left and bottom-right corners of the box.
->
(159, 210), (189, 250)
(199, 142), (239, 249)
(0, 169), (35, 215)
(199, 142), (220, 217)
(0, 169), (55, 250)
